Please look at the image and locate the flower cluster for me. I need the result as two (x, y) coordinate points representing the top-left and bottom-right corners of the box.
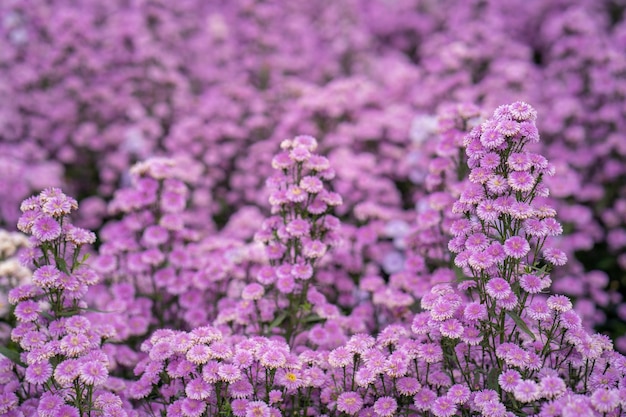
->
(4, 188), (127, 416)
(250, 135), (343, 345)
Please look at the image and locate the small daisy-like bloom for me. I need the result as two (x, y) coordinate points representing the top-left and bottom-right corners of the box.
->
(547, 295), (572, 312)
(218, 363), (241, 383)
(396, 377), (421, 396)
(186, 344), (212, 365)
(524, 218), (547, 237)
(17, 209), (41, 233)
(463, 302), (487, 321)
(526, 299), (552, 321)
(142, 225), (169, 246)
(590, 388), (620, 413)
(79, 361), (108, 386)
(328, 347), (352, 368)
(355, 367), (376, 387)
(447, 384), (470, 404)
(509, 101), (537, 121)
(209, 341), (233, 360)
(289, 146), (310, 162)
(286, 186), (307, 203)
(42, 196), (73, 216)
(276, 275), (295, 293)
(473, 389), (499, 407)
(229, 379), (255, 399)
(65, 225), (96, 245)
(496, 119), (520, 137)
(272, 152), (293, 170)
(440, 319), (464, 339)
(429, 300), (457, 321)
(37, 393), (64, 416)
(509, 202), (534, 218)
(480, 128), (505, 149)
(468, 251), (494, 270)
(181, 398), (206, 417)
(302, 239), (326, 259)
(503, 236), (530, 259)
(260, 349), (287, 369)
(241, 283), (264, 301)
(25, 361), (53, 385)
(14, 300), (40, 322)
(513, 380), (540, 403)
(268, 390), (282, 405)
(539, 375), (566, 398)
(336, 392), (363, 415)
(245, 400), (271, 417)
(543, 247), (567, 265)
(60, 333), (90, 357)
(419, 343), (443, 363)
(485, 278), (512, 300)
(64, 316), (91, 334)
(465, 233), (489, 251)
(373, 396), (397, 417)
(31, 216), (62, 241)
(291, 263), (313, 280)
(486, 175), (509, 195)
(481, 152), (500, 169)
(480, 401), (507, 417)
(265, 242), (287, 260)
(559, 310), (582, 329)
(461, 326), (483, 345)
(149, 341), (174, 361)
(299, 176), (323, 193)
(459, 184), (485, 204)
(519, 274), (543, 294)
(256, 266), (277, 285)
(476, 200), (500, 222)
(232, 399), (249, 417)
(307, 198), (327, 214)
(56, 405), (80, 417)
(285, 219), (310, 237)
(54, 359), (80, 385)
(508, 171), (536, 192)
(507, 152), (532, 171)
(414, 387), (437, 411)
(498, 369), (521, 392)
(542, 218), (563, 236)
(185, 378), (212, 400)
(431, 396), (457, 417)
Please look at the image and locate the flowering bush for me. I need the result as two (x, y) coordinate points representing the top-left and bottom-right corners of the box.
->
(1, 1), (625, 416)
(1, 102), (625, 417)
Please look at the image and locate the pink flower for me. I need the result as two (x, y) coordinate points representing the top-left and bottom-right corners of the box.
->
(503, 236), (530, 259)
(513, 380), (540, 402)
(336, 392), (363, 415)
(373, 396), (397, 417)
(79, 361), (108, 386)
(25, 361), (53, 385)
(245, 401), (270, 417)
(485, 278), (512, 300)
(431, 396), (457, 417)
(31, 216), (62, 241)
(508, 171), (536, 192)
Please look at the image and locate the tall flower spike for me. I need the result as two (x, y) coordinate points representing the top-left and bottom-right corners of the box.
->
(254, 135), (342, 345)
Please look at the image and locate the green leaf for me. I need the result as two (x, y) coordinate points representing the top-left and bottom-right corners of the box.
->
(486, 366), (501, 391)
(0, 345), (26, 367)
(269, 312), (288, 329)
(56, 257), (70, 274)
(506, 311), (536, 340)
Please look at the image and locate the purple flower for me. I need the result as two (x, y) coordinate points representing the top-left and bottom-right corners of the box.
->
(79, 361), (108, 386)
(372, 396), (397, 417)
(337, 392), (363, 415)
(25, 361), (52, 385)
(431, 396), (457, 417)
(503, 236), (530, 259)
(245, 401), (270, 417)
(31, 216), (61, 241)
(13, 300), (40, 322)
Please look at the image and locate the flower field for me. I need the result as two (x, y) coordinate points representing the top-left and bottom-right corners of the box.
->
(1, 0), (625, 416)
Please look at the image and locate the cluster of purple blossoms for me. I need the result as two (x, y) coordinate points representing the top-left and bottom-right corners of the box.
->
(252, 135), (344, 345)
(3, 188), (127, 416)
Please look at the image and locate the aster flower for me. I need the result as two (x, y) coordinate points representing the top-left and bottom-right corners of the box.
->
(372, 396), (397, 417)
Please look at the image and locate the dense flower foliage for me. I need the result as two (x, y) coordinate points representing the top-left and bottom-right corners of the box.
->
(1, 1), (625, 416)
